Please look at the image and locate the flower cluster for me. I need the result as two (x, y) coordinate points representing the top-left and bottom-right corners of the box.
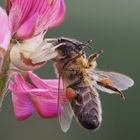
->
(0, 0), (66, 120)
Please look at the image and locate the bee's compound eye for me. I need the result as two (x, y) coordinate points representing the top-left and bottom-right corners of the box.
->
(65, 88), (76, 101)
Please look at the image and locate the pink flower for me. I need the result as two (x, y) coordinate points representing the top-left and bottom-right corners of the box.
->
(0, 0), (66, 71)
(0, 0), (65, 50)
(0, 0), (66, 110)
(9, 71), (67, 120)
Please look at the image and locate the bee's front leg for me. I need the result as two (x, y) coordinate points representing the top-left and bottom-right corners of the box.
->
(52, 56), (69, 63)
(45, 38), (58, 43)
(87, 50), (103, 68)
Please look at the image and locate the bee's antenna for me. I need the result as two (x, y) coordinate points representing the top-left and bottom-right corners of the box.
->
(83, 40), (93, 46)
(82, 40), (94, 50)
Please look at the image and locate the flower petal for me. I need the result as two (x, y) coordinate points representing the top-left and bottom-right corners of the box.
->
(0, 7), (11, 50)
(9, 82), (34, 121)
(46, 0), (66, 29)
(5, 0), (11, 13)
(12, 92), (34, 121)
(15, 13), (38, 39)
(10, 72), (34, 93)
(6, 0), (66, 38)
(45, 80), (68, 103)
(29, 91), (64, 118)
(27, 71), (49, 89)
(7, 0), (33, 34)
(9, 73), (34, 121)
(27, 72), (67, 103)
(8, 3), (22, 35)
(8, 72), (67, 120)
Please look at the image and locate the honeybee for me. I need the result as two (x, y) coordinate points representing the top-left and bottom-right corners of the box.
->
(47, 37), (134, 132)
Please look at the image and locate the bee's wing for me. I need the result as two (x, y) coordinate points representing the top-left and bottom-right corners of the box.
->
(87, 70), (134, 93)
(57, 78), (74, 133)
(59, 102), (74, 132)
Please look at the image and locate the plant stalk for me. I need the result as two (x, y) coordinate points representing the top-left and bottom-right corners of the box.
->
(0, 46), (11, 109)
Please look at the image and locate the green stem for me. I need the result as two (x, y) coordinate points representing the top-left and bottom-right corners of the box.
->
(0, 46), (11, 109)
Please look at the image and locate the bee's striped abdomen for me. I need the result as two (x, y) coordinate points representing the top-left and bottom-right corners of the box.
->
(71, 86), (102, 130)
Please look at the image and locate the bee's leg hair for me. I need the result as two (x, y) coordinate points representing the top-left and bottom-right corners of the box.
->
(87, 50), (103, 65)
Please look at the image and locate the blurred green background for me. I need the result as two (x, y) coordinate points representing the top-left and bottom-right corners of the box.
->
(0, 0), (139, 140)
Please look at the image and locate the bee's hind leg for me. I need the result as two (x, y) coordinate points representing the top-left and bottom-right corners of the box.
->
(67, 74), (84, 102)
(97, 81), (126, 100)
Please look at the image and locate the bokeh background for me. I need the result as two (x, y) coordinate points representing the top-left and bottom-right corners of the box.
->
(0, 0), (139, 140)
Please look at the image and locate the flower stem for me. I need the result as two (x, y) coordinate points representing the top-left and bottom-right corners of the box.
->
(0, 46), (11, 109)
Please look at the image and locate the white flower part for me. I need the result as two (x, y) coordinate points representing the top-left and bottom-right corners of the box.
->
(10, 34), (63, 71)
(30, 40), (64, 64)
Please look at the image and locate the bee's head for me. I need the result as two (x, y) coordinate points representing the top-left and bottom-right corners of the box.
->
(56, 37), (92, 57)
